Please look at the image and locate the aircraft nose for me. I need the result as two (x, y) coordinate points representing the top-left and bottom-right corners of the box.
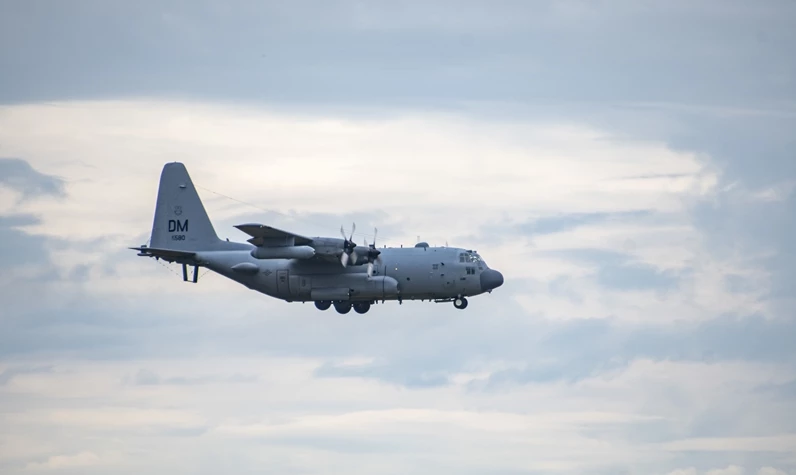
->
(480, 269), (504, 292)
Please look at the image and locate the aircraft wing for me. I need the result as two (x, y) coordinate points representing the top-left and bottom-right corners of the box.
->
(234, 223), (314, 247)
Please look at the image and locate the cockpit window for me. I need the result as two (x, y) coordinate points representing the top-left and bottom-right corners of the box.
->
(460, 251), (482, 263)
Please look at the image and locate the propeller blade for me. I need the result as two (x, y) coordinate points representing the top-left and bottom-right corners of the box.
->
(367, 262), (374, 278)
(373, 227), (378, 247)
(350, 222), (356, 241)
(340, 252), (349, 267)
(340, 226), (347, 240)
(351, 251), (358, 265)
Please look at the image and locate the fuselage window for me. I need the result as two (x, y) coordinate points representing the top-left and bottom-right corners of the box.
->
(432, 264), (439, 270)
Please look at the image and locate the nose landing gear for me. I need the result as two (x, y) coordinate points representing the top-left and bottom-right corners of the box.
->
(453, 297), (468, 310)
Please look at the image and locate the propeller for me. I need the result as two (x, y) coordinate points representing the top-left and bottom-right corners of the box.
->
(363, 227), (382, 278)
(340, 223), (357, 267)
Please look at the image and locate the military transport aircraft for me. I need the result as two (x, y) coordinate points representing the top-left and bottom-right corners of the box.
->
(131, 163), (504, 314)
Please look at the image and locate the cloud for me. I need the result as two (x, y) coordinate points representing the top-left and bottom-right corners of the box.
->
(668, 469), (700, 475)
(0, 214), (63, 270)
(0, 366), (52, 386)
(314, 360), (452, 389)
(516, 210), (655, 236)
(2, 355), (793, 475)
(538, 248), (684, 291)
(0, 2), (794, 469)
(0, 158), (65, 201)
(664, 468), (759, 475)
(1, 0), (793, 110)
(754, 379), (796, 400)
(132, 368), (258, 386)
(692, 191), (796, 319)
(308, 314), (796, 392)
(758, 468), (790, 475)
(707, 467), (745, 475)
(0, 101), (724, 319)
(661, 437), (796, 453)
(25, 451), (100, 471)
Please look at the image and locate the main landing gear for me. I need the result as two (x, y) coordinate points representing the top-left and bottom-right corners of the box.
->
(333, 301), (352, 314)
(353, 302), (371, 314)
(453, 297), (468, 310)
(315, 300), (371, 314)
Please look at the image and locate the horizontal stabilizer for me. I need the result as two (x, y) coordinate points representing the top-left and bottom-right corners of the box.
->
(130, 246), (196, 261)
(234, 223), (313, 247)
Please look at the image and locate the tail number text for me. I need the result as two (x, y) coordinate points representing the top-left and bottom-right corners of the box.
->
(169, 219), (189, 240)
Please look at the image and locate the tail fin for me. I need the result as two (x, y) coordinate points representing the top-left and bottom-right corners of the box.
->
(149, 162), (221, 251)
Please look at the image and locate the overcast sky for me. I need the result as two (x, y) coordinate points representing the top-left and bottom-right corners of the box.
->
(1, 1), (795, 474)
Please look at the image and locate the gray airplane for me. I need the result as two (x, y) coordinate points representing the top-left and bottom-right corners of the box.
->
(132, 163), (504, 314)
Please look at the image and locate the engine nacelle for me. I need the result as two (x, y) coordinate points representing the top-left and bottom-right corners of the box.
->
(250, 245), (316, 260)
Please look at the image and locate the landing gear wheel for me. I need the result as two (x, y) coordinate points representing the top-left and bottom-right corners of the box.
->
(315, 300), (331, 311)
(353, 302), (371, 314)
(453, 297), (468, 310)
(333, 301), (352, 314)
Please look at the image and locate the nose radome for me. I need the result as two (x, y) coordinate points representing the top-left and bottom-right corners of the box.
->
(480, 269), (504, 292)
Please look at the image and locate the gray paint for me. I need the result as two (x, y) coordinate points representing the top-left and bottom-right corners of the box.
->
(134, 163), (503, 311)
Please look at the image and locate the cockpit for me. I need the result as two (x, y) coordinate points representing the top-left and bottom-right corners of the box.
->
(457, 250), (504, 293)
(458, 250), (486, 274)
(458, 250), (482, 264)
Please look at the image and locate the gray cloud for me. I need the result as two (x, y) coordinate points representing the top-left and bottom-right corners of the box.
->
(1, 1), (793, 109)
(0, 158), (65, 200)
(0, 365), (52, 385)
(516, 210), (654, 236)
(132, 368), (258, 386)
(309, 314), (796, 391)
(755, 379), (796, 400)
(534, 106), (796, 319)
(2, 1), (792, 312)
(693, 192), (796, 318)
(539, 248), (684, 291)
(0, 214), (56, 268)
(315, 360), (452, 388)
(1, 3), (795, 473)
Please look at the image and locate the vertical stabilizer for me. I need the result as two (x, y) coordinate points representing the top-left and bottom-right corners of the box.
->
(149, 163), (220, 251)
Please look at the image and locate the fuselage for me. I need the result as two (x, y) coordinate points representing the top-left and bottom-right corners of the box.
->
(196, 244), (502, 303)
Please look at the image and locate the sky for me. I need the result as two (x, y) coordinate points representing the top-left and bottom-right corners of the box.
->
(0, 1), (795, 474)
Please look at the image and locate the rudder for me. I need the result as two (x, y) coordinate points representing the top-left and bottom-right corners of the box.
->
(149, 162), (220, 251)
